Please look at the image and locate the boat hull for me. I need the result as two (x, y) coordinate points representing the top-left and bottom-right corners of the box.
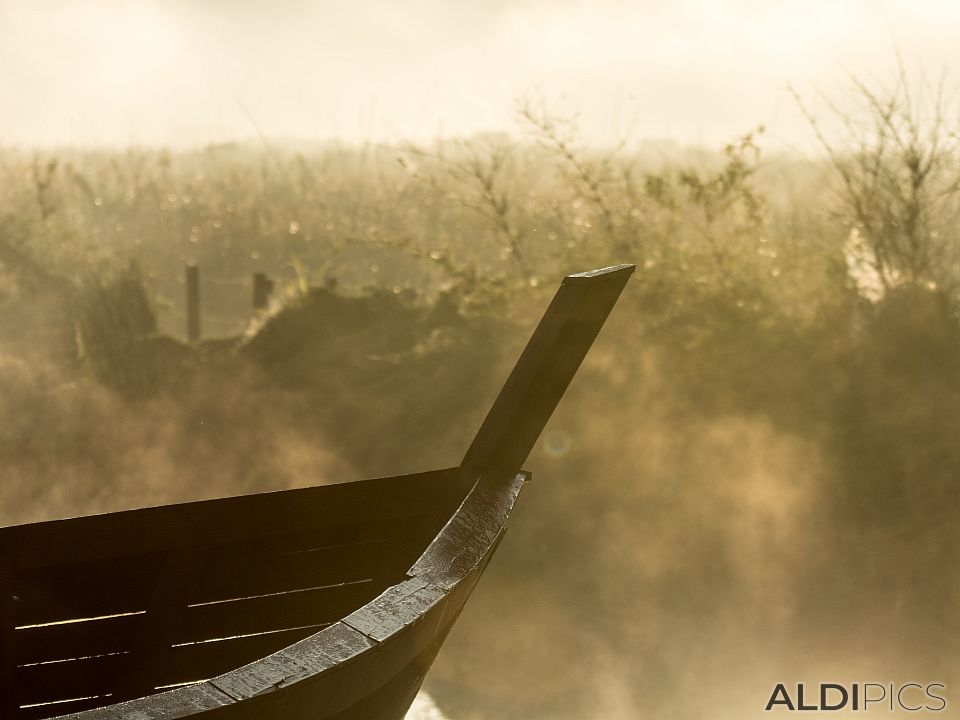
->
(52, 471), (526, 720)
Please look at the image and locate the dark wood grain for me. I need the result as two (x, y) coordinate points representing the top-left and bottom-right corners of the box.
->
(1, 582), (17, 719)
(161, 625), (321, 687)
(1, 468), (459, 571)
(18, 694), (117, 720)
(176, 581), (383, 645)
(15, 614), (144, 666)
(16, 653), (122, 707)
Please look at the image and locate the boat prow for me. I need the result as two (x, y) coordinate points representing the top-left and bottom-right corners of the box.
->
(0, 264), (634, 720)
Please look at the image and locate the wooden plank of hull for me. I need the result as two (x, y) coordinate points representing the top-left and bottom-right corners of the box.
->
(16, 653), (122, 707)
(176, 580), (382, 643)
(11, 517), (428, 630)
(161, 625), (323, 687)
(0, 469), (460, 571)
(14, 614), (144, 667)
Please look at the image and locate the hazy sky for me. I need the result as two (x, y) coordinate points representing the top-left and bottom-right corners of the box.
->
(2, 0), (959, 150)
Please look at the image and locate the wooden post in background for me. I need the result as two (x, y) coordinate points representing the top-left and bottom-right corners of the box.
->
(252, 272), (274, 312)
(186, 264), (200, 343)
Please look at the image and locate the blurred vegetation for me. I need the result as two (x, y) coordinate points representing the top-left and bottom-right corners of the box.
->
(0, 73), (958, 719)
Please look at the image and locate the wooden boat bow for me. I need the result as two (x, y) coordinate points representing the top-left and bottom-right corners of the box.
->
(0, 264), (634, 720)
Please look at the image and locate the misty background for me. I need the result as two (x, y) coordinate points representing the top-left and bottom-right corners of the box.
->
(3, 0), (960, 149)
(2, 2), (960, 719)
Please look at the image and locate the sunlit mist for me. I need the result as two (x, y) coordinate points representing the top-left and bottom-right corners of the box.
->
(1, 2), (958, 719)
(3, 0), (960, 149)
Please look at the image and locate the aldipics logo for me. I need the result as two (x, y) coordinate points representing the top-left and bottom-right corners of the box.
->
(764, 683), (947, 712)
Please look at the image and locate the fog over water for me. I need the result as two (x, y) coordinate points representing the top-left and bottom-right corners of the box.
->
(2, 0), (960, 150)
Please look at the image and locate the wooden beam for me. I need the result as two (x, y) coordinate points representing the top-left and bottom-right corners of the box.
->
(460, 264), (634, 483)
(186, 264), (201, 343)
(252, 273), (274, 312)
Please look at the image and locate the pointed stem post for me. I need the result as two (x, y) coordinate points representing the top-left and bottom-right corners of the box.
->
(460, 264), (635, 485)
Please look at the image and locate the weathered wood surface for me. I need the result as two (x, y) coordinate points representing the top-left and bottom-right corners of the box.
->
(0, 264), (634, 720)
